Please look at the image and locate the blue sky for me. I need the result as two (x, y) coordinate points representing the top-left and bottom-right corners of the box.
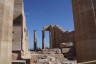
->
(24, 0), (74, 49)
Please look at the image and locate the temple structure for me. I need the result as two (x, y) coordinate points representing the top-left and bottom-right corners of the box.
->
(44, 25), (74, 48)
(0, 0), (96, 64)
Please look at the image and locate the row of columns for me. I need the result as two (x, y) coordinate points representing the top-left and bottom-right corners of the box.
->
(33, 30), (45, 50)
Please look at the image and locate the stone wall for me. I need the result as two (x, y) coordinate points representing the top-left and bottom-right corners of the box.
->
(44, 25), (74, 48)
(30, 54), (65, 63)
(12, 51), (21, 60)
(13, 25), (22, 51)
(72, 0), (96, 62)
(53, 26), (74, 48)
(13, 0), (31, 61)
(12, 0), (23, 51)
(0, 0), (14, 64)
(12, 0), (31, 63)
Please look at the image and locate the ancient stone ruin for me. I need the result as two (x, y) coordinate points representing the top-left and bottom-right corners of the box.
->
(0, 0), (96, 64)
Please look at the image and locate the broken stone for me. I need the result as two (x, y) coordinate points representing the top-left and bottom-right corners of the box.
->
(38, 55), (56, 62)
(42, 48), (61, 54)
(61, 48), (70, 53)
(60, 42), (73, 48)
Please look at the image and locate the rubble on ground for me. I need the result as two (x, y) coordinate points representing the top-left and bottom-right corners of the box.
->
(30, 48), (77, 64)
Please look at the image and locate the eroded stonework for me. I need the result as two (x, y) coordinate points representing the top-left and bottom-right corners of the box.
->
(0, 0), (96, 64)
(44, 25), (74, 48)
(72, 0), (96, 62)
(0, 0), (14, 64)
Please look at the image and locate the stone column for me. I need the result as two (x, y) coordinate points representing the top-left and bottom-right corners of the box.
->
(21, 11), (31, 59)
(42, 30), (45, 49)
(0, 0), (14, 64)
(33, 30), (37, 51)
(49, 32), (52, 48)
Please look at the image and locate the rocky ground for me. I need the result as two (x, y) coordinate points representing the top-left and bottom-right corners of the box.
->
(30, 48), (77, 64)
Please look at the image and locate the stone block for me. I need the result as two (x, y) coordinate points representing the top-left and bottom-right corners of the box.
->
(62, 48), (70, 53)
(42, 48), (61, 54)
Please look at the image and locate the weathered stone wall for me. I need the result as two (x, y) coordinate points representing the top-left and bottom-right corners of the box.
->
(21, 19), (31, 59)
(0, 0), (30, 63)
(53, 26), (74, 48)
(72, 0), (96, 62)
(13, 26), (22, 51)
(44, 25), (74, 48)
(12, 51), (21, 60)
(13, 0), (23, 19)
(0, 0), (14, 64)
(30, 54), (65, 63)
(13, 0), (30, 60)
(12, 0), (23, 51)
(21, 4), (31, 59)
